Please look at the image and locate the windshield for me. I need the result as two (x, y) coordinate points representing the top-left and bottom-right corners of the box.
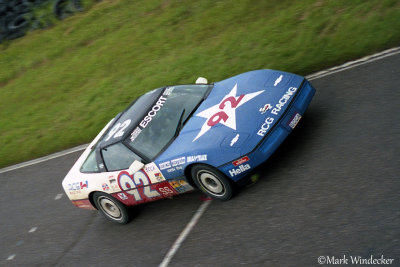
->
(126, 85), (210, 159)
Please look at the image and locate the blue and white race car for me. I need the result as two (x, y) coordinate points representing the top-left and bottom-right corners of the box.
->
(62, 69), (315, 224)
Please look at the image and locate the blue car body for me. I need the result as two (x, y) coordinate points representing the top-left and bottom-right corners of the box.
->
(62, 69), (315, 222)
(155, 69), (315, 182)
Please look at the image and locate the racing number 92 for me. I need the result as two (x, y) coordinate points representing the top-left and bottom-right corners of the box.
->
(117, 171), (173, 202)
(207, 95), (244, 126)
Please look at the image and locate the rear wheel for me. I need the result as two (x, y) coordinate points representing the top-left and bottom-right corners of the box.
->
(191, 164), (235, 201)
(93, 192), (131, 224)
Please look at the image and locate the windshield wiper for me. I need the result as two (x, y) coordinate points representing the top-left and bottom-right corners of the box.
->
(174, 109), (186, 137)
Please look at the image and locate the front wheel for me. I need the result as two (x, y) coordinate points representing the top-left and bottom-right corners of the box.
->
(191, 164), (235, 201)
(93, 192), (132, 224)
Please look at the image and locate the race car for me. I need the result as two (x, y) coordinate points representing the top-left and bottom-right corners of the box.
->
(62, 69), (316, 224)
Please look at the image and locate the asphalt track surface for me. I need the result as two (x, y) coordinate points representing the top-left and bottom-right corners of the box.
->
(1, 50), (399, 267)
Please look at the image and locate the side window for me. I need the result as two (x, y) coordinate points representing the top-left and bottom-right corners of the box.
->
(102, 143), (142, 172)
(81, 150), (99, 173)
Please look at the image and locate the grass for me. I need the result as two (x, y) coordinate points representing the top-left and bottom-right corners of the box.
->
(0, 0), (399, 168)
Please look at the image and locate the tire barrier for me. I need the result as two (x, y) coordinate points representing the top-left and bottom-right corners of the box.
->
(0, 0), (99, 43)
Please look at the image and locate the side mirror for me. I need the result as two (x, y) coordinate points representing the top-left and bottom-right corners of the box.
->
(195, 77), (208, 84)
(128, 160), (145, 175)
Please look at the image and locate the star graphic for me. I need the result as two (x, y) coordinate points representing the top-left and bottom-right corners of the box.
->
(193, 84), (264, 141)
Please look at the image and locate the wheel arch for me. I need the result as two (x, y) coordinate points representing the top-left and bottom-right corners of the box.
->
(88, 191), (98, 210)
(184, 163), (198, 188)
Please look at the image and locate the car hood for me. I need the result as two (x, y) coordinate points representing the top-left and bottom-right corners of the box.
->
(157, 69), (304, 168)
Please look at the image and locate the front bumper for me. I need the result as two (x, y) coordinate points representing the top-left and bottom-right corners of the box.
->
(218, 79), (316, 181)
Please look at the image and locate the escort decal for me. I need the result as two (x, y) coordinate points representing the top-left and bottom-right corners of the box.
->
(139, 95), (167, 128)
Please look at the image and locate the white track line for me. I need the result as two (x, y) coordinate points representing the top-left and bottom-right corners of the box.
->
(159, 199), (212, 267)
(306, 46), (400, 80)
(0, 46), (399, 174)
(0, 144), (88, 174)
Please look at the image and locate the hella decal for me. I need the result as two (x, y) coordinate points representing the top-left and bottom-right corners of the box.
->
(229, 164), (251, 177)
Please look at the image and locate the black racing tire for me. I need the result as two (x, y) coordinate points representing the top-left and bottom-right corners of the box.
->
(7, 14), (29, 31)
(190, 164), (235, 201)
(93, 192), (132, 224)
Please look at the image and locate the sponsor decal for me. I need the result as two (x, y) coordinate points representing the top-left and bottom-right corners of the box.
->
(170, 180), (193, 193)
(158, 186), (175, 197)
(257, 117), (275, 137)
(108, 176), (120, 191)
(257, 86), (298, 137)
(232, 156), (249, 167)
(139, 95), (167, 128)
(271, 87), (297, 115)
(259, 104), (272, 114)
(288, 113), (302, 129)
(159, 161), (171, 170)
(102, 183), (110, 191)
(187, 155), (207, 163)
(117, 193), (128, 200)
(229, 164), (251, 177)
(145, 165), (156, 172)
(171, 157), (185, 167)
(130, 127), (142, 142)
(68, 182), (81, 193)
(80, 181), (88, 189)
(230, 134), (240, 147)
(154, 172), (164, 182)
(193, 84), (264, 141)
(274, 75), (283, 86)
(163, 86), (175, 96)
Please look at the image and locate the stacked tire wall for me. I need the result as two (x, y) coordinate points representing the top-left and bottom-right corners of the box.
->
(0, 0), (95, 43)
